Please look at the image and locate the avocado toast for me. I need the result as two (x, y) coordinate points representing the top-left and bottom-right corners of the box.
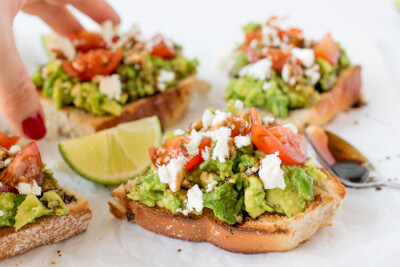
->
(109, 107), (345, 253)
(225, 16), (361, 132)
(33, 22), (198, 137)
(0, 133), (92, 259)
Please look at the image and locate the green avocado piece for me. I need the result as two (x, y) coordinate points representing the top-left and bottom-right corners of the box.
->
(203, 183), (244, 225)
(128, 172), (167, 207)
(266, 187), (306, 217)
(14, 194), (51, 231)
(242, 22), (262, 33)
(231, 52), (250, 75)
(0, 193), (25, 227)
(53, 79), (64, 109)
(244, 176), (273, 219)
(41, 190), (69, 216)
(162, 190), (184, 213)
(101, 98), (123, 116)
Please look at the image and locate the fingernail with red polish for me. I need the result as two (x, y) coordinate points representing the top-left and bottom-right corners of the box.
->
(22, 113), (46, 140)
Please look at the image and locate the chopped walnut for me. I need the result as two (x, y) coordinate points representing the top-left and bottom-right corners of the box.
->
(245, 164), (259, 176)
(181, 179), (192, 189)
(124, 42), (147, 65)
(188, 119), (203, 132)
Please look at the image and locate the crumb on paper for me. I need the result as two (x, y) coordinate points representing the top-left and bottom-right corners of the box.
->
(177, 249), (182, 252)
(51, 261), (56, 265)
(99, 237), (103, 240)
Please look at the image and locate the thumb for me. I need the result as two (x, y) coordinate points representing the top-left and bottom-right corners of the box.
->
(0, 18), (46, 140)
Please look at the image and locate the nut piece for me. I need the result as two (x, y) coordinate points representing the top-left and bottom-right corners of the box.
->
(124, 42), (147, 65)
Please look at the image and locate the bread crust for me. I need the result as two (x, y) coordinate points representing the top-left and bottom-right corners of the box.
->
(109, 170), (345, 253)
(261, 66), (362, 132)
(40, 74), (196, 138)
(0, 187), (92, 260)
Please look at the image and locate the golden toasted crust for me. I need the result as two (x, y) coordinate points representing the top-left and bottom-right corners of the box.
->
(109, 170), (345, 253)
(40, 74), (196, 138)
(262, 66), (362, 132)
(0, 187), (92, 260)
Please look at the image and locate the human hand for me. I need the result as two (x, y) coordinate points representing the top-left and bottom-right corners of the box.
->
(0, 0), (120, 139)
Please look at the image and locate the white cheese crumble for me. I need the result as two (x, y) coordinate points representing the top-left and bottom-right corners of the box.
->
(202, 109), (215, 129)
(158, 156), (186, 192)
(305, 64), (321, 85)
(8, 145), (21, 156)
(215, 47), (235, 72)
(234, 99), (244, 110)
(0, 210), (3, 217)
(186, 130), (204, 157)
(101, 20), (117, 47)
(201, 147), (210, 161)
(262, 26), (281, 47)
(3, 158), (11, 167)
(113, 23), (146, 49)
(16, 180), (42, 196)
(206, 181), (218, 193)
(206, 127), (231, 163)
(262, 116), (275, 125)
(283, 123), (298, 135)
(211, 110), (229, 126)
(99, 74), (122, 101)
(234, 136), (251, 148)
(157, 70), (175, 91)
(50, 36), (76, 61)
(291, 48), (315, 68)
(281, 63), (290, 84)
(186, 184), (204, 213)
(258, 152), (285, 190)
(239, 58), (272, 80)
(173, 129), (186, 136)
(262, 81), (273, 91)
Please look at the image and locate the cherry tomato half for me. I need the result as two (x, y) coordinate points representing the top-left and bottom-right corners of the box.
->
(314, 33), (340, 65)
(69, 31), (108, 53)
(62, 49), (122, 81)
(266, 48), (290, 71)
(0, 132), (20, 150)
(150, 34), (176, 59)
(245, 29), (262, 43)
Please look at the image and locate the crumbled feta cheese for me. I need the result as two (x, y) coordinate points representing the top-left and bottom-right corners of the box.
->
(262, 116), (275, 125)
(114, 23), (146, 49)
(99, 74), (122, 101)
(206, 127), (231, 163)
(258, 152), (285, 190)
(186, 184), (204, 213)
(234, 136), (251, 148)
(211, 110), (229, 126)
(215, 48), (235, 72)
(268, 16), (290, 31)
(262, 82), (273, 91)
(157, 70), (175, 91)
(234, 100), (244, 110)
(249, 39), (258, 48)
(305, 64), (321, 85)
(201, 147), (210, 161)
(102, 20), (117, 47)
(206, 181), (218, 193)
(50, 36), (76, 61)
(262, 26), (281, 47)
(3, 158), (11, 167)
(173, 129), (186, 136)
(202, 109), (215, 129)
(281, 63), (290, 84)
(239, 58), (272, 80)
(283, 123), (298, 135)
(8, 145), (20, 156)
(291, 48), (315, 68)
(0, 182), (2, 187)
(186, 130), (204, 157)
(0, 210), (3, 216)
(158, 156), (186, 192)
(16, 180), (42, 196)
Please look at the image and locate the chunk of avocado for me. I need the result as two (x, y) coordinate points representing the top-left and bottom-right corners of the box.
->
(266, 187), (306, 217)
(128, 172), (168, 207)
(162, 190), (184, 213)
(14, 194), (51, 231)
(203, 183), (244, 225)
(41, 190), (69, 216)
(0, 193), (25, 227)
(244, 176), (273, 219)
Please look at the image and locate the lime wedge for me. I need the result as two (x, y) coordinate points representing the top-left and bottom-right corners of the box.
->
(41, 34), (58, 57)
(58, 116), (162, 185)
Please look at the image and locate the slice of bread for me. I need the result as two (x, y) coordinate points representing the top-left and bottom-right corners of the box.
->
(258, 65), (362, 133)
(109, 170), (345, 253)
(40, 74), (196, 138)
(0, 187), (92, 260)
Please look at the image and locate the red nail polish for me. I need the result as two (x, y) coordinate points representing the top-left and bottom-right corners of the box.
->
(22, 113), (46, 140)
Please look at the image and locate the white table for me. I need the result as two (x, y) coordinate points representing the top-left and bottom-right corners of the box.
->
(2, 0), (400, 266)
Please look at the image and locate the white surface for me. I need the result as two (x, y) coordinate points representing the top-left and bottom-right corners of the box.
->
(1, 0), (400, 266)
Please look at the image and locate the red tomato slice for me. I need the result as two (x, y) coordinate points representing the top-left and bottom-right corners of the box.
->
(69, 31), (108, 53)
(150, 34), (176, 59)
(249, 108), (307, 165)
(0, 142), (43, 189)
(0, 132), (20, 150)
(238, 45), (259, 63)
(266, 48), (290, 71)
(314, 33), (340, 65)
(149, 136), (212, 171)
(245, 29), (262, 43)
(227, 114), (252, 137)
(62, 49), (122, 81)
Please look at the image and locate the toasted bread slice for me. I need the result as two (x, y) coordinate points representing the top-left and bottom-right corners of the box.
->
(40, 74), (196, 138)
(259, 66), (362, 132)
(0, 187), (92, 260)
(109, 170), (345, 253)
